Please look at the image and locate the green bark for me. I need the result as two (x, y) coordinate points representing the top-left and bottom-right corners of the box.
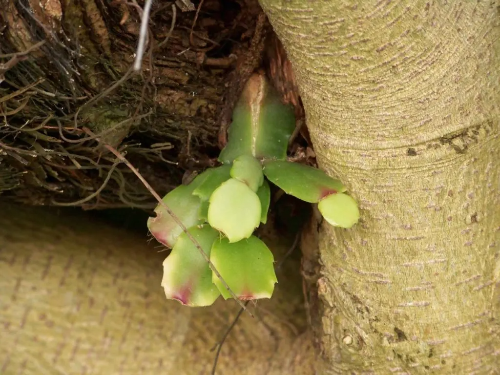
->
(260, 1), (500, 373)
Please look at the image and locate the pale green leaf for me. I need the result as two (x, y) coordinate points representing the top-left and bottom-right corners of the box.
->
(230, 155), (263, 192)
(211, 236), (277, 300)
(192, 165), (231, 201)
(318, 193), (359, 228)
(256, 179), (270, 224)
(219, 74), (295, 164)
(208, 178), (261, 243)
(198, 201), (209, 222)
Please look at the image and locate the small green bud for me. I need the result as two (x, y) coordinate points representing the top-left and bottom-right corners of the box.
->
(318, 193), (359, 228)
(208, 178), (261, 243)
(230, 155), (264, 192)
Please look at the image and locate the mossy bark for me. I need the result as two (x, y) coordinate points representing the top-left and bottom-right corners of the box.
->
(260, 1), (500, 373)
(0, 203), (316, 374)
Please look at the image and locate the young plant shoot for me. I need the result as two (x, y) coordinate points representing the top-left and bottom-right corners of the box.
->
(208, 178), (261, 243)
(147, 73), (360, 307)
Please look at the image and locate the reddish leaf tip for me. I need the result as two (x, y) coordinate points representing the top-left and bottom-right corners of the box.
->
(169, 284), (192, 306)
(148, 216), (172, 246)
(320, 189), (337, 200)
(238, 294), (255, 301)
(150, 231), (169, 246)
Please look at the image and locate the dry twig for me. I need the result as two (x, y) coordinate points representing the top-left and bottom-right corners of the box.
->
(134, 0), (154, 71)
(211, 234), (301, 373)
(211, 301), (250, 375)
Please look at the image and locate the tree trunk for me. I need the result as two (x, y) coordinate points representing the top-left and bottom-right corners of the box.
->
(0, 203), (316, 374)
(3, 1), (500, 374)
(259, 1), (500, 373)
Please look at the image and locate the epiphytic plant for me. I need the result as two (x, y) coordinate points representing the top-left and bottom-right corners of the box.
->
(148, 73), (359, 306)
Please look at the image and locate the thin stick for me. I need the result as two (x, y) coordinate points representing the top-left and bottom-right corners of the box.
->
(72, 67), (134, 132)
(0, 40), (46, 58)
(51, 163), (119, 206)
(276, 231), (301, 270)
(189, 0), (205, 48)
(156, 4), (176, 49)
(81, 127), (251, 315)
(211, 233), (301, 373)
(211, 301), (249, 375)
(134, 0), (153, 71)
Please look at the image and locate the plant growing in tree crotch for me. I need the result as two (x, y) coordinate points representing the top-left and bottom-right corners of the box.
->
(148, 73), (360, 307)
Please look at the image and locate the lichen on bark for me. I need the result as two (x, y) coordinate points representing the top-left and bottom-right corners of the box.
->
(260, 0), (500, 372)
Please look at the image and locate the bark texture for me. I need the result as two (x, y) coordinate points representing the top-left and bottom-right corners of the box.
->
(0, 0), (264, 208)
(260, 1), (500, 373)
(0, 203), (316, 374)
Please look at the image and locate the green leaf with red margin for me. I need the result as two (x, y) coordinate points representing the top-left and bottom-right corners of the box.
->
(263, 160), (346, 203)
(218, 73), (295, 164)
(318, 192), (360, 228)
(210, 236), (277, 300)
(147, 184), (202, 248)
(208, 178), (261, 243)
(256, 179), (270, 224)
(161, 225), (220, 306)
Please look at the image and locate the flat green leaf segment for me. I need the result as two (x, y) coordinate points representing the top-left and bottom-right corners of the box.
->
(147, 184), (202, 248)
(318, 193), (360, 228)
(263, 160), (346, 203)
(208, 178), (261, 243)
(230, 155), (263, 192)
(162, 226), (220, 306)
(219, 74), (295, 164)
(256, 180), (270, 224)
(211, 236), (277, 300)
(256, 89), (296, 160)
(192, 165), (231, 201)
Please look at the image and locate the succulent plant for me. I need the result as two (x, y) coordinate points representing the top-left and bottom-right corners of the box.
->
(147, 73), (360, 307)
(230, 155), (264, 192)
(318, 192), (360, 228)
(192, 165), (231, 201)
(256, 180), (270, 224)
